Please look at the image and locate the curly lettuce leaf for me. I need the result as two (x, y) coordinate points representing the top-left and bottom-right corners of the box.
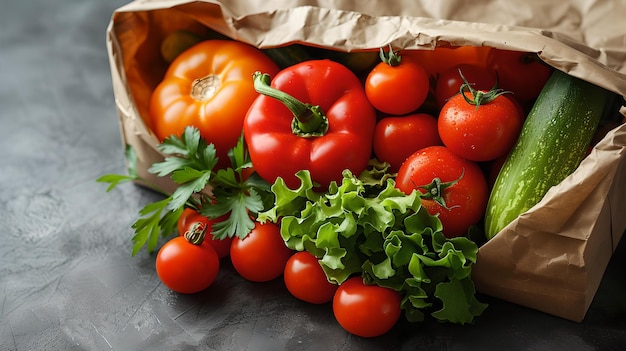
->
(260, 163), (486, 325)
(431, 278), (488, 324)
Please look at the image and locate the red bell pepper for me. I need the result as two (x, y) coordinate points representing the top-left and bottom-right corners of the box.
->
(244, 59), (377, 189)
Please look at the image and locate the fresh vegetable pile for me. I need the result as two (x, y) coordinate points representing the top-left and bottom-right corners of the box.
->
(98, 31), (622, 338)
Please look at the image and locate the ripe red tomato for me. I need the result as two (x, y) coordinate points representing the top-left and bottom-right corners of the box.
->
(395, 146), (489, 238)
(178, 208), (232, 258)
(365, 52), (430, 115)
(435, 64), (497, 108)
(284, 251), (338, 304)
(230, 222), (294, 282)
(402, 46), (492, 77)
(486, 49), (553, 103)
(438, 88), (524, 162)
(373, 113), (442, 172)
(155, 236), (220, 294)
(333, 276), (402, 338)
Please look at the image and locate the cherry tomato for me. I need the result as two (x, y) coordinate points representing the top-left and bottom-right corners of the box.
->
(149, 40), (280, 169)
(373, 113), (442, 172)
(438, 87), (524, 162)
(178, 208), (232, 258)
(155, 235), (220, 294)
(402, 46), (491, 77)
(332, 276), (402, 338)
(435, 64), (497, 108)
(365, 51), (430, 115)
(230, 222), (294, 282)
(284, 251), (338, 304)
(487, 49), (553, 103)
(395, 146), (489, 238)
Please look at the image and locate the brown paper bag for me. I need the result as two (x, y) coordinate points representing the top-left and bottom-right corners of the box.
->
(106, 0), (626, 322)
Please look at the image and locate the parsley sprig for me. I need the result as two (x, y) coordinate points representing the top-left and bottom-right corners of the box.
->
(97, 126), (272, 256)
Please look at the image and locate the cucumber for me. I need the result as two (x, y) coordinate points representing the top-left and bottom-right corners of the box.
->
(328, 50), (380, 73)
(262, 44), (316, 69)
(160, 30), (203, 63)
(484, 69), (614, 240)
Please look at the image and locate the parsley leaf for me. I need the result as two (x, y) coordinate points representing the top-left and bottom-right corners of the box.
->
(130, 198), (183, 256)
(97, 145), (140, 192)
(98, 126), (273, 256)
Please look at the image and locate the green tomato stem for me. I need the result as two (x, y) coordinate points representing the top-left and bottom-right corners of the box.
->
(183, 222), (207, 245)
(379, 44), (402, 66)
(253, 71), (329, 137)
(458, 68), (508, 107)
(413, 169), (465, 210)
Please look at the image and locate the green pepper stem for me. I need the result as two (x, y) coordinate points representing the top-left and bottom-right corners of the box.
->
(253, 71), (329, 137)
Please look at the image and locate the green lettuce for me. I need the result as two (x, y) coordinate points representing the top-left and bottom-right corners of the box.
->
(258, 162), (487, 324)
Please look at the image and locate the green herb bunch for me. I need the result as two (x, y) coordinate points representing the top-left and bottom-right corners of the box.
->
(98, 126), (272, 255)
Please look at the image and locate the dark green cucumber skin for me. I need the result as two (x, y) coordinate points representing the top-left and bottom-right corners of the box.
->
(484, 69), (611, 240)
(262, 45), (315, 69)
(263, 45), (379, 73)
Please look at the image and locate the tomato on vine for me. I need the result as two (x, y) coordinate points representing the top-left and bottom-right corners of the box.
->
(333, 277), (402, 338)
(365, 46), (430, 115)
(395, 146), (489, 238)
(230, 221), (294, 282)
(155, 229), (220, 294)
(284, 251), (338, 304)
